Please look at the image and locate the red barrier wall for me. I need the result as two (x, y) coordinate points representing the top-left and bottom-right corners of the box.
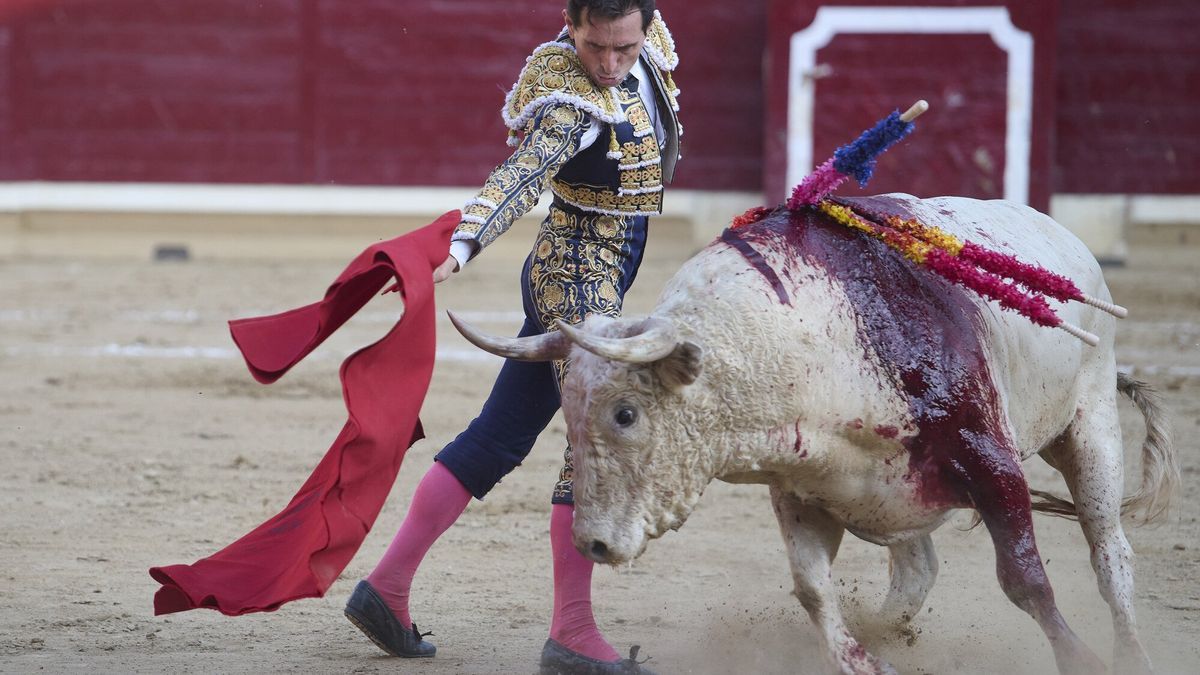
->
(1, 0), (1195, 195)
(0, 0), (764, 191)
(1054, 0), (1200, 194)
(0, 23), (15, 180)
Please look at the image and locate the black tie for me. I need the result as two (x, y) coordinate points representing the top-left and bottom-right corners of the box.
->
(619, 74), (639, 98)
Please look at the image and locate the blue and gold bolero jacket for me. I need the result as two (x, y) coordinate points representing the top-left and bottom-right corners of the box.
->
(454, 10), (681, 255)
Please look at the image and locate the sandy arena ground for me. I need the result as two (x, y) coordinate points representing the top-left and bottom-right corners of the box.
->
(1, 221), (1198, 674)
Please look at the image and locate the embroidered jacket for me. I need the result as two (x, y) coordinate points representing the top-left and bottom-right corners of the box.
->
(455, 10), (681, 255)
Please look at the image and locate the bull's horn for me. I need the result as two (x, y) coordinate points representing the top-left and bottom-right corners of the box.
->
(447, 310), (571, 361)
(555, 317), (678, 363)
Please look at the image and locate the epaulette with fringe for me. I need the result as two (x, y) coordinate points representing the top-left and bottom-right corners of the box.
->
(501, 42), (624, 148)
(501, 10), (681, 148)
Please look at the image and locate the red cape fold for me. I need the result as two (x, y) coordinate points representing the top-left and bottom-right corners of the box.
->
(148, 211), (459, 616)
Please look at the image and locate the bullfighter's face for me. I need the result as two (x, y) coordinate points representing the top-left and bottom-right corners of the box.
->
(563, 8), (646, 89)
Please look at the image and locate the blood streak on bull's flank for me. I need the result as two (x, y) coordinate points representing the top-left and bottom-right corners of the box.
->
(720, 227), (791, 305)
(722, 198), (1049, 585)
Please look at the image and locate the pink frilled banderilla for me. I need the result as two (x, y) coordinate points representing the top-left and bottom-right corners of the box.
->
(732, 100), (1127, 345)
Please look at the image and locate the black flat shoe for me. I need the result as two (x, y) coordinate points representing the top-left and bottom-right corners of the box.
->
(538, 638), (658, 675)
(343, 580), (436, 658)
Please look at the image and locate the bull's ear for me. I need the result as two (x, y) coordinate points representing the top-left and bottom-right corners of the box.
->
(655, 341), (702, 390)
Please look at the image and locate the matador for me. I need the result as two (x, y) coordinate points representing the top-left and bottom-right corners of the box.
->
(345, 3), (680, 673)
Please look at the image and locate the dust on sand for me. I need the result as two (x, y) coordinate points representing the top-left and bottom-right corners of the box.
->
(1, 234), (1198, 674)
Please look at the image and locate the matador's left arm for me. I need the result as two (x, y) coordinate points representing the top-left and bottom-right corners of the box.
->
(448, 104), (593, 268)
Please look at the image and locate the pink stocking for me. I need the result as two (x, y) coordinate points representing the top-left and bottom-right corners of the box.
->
(549, 503), (620, 662)
(366, 461), (471, 626)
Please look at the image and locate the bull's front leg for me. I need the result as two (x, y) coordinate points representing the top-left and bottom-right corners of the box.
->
(957, 431), (1107, 675)
(770, 486), (897, 675)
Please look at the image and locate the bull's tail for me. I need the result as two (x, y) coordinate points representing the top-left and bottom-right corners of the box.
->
(1029, 372), (1178, 524)
(1114, 372), (1178, 522)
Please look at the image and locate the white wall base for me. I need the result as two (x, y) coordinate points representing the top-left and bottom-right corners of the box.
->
(3, 183), (1195, 263)
(0, 182), (762, 260)
(1051, 194), (1200, 264)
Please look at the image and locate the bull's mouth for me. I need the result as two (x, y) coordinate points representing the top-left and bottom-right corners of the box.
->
(573, 502), (695, 564)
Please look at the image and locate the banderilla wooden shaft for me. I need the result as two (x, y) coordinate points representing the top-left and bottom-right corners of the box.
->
(900, 100), (929, 123)
(1080, 294), (1129, 319)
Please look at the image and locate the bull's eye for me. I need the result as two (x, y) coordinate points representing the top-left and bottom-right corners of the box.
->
(614, 406), (638, 427)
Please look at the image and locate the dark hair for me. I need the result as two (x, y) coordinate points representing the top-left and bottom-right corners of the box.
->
(566, 0), (655, 32)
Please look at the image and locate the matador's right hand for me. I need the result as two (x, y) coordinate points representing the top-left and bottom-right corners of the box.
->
(433, 255), (459, 284)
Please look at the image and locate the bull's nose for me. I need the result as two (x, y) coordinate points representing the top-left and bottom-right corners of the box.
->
(588, 540), (610, 562)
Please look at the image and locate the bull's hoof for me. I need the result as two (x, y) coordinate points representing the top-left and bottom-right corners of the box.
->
(343, 580), (436, 658)
(835, 637), (898, 675)
(539, 639), (658, 675)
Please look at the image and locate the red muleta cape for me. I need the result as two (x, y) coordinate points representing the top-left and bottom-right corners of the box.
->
(148, 211), (458, 616)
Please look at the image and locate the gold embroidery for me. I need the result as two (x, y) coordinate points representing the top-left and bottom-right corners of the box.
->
(596, 216), (619, 237)
(554, 445), (575, 502)
(548, 93), (665, 213)
(644, 12), (679, 72)
(550, 180), (663, 214)
(527, 209), (636, 333)
(455, 104), (590, 246)
(477, 28), (676, 227)
(625, 101), (651, 133)
(643, 13), (681, 121)
(551, 107), (578, 125)
(599, 280), (618, 303)
(546, 11), (679, 505)
(463, 203), (490, 220)
(542, 284), (565, 310)
(503, 44), (621, 134)
(541, 206), (643, 503)
(620, 163), (663, 193)
(624, 132), (662, 157)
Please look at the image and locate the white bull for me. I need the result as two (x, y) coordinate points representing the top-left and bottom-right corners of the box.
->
(450, 194), (1177, 675)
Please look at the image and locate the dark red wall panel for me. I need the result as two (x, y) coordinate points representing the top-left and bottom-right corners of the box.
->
(1, 0), (1194, 195)
(0, 0), (61, 23)
(655, 2), (766, 191)
(301, 0), (764, 190)
(0, 25), (15, 180)
(1055, 0), (1200, 193)
(0, 0), (765, 191)
(309, 0), (563, 186)
(10, 0), (307, 183)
